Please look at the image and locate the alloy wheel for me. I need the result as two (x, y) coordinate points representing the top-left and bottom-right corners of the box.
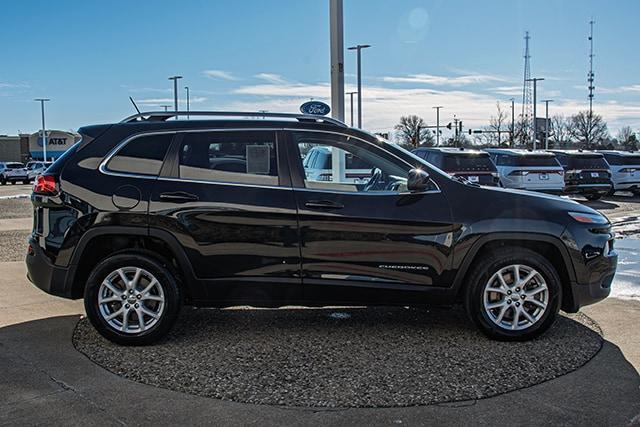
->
(97, 267), (165, 334)
(482, 264), (549, 331)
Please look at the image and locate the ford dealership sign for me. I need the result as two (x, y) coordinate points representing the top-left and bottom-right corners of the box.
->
(300, 101), (331, 116)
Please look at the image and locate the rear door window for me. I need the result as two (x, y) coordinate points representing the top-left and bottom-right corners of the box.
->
(107, 134), (173, 176)
(178, 131), (278, 186)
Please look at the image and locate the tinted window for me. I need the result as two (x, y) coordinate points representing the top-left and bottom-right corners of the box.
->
(108, 134), (173, 176)
(604, 154), (640, 166)
(442, 154), (496, 172)
(567, 155), (608, 170)
(512, 156), (560, 167)
(296, 132), (414, 193)
(6, 163), (24, 169)
(178, 131), (278, 185)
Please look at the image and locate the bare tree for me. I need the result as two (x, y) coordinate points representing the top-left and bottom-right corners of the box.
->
(550, 114), (572, 147)
(568, 111), (609, 147)
(617, 126), (635, 145)
(487, 101), (509, 146)
(394, 115), (435, 148)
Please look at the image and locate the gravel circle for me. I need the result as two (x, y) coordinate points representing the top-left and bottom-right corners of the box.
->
(73, 306), (602, 408)
(0, 230), (31, 262)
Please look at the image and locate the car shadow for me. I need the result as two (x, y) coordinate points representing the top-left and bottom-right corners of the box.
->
(578, 198), (620, 210)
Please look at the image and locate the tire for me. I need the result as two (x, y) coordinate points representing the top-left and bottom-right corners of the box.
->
(585, 194), (601, 201)
(463, 247), (561, 341)
(23, 180), (29, 185)
(84, 253), (182, 345)
(0, 178), (5, 185)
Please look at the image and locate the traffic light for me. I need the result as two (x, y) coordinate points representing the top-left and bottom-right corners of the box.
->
(446, 122), (452, 130)
(459, 121), (463, 133)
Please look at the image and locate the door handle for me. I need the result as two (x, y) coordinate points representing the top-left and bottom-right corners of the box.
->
(305, 200), (344, 210)
(159, 191), (199, 203)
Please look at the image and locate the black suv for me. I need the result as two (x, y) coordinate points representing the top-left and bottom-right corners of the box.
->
(412, 147), (500, 187)
(27, 111), (617, 345)
(549, 150), (613, 200)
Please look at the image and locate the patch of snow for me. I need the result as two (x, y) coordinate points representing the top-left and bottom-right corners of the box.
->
(0, 194), (30, 200)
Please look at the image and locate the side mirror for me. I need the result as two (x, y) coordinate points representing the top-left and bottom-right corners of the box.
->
(407, 168), (430, 192)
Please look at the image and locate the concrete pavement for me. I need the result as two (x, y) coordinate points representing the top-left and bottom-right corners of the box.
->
(1, 260), (639, 425)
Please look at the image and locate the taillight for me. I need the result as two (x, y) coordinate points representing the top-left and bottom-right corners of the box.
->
(33, 175), (57, 195)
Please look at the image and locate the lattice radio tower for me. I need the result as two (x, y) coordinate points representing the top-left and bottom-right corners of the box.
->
(521, 31), (533, 145)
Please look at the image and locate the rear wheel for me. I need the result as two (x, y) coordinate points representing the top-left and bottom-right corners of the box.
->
(84, 253), (182, 345)
(464, 247), (561, 341)
(22, 180), (29, 185)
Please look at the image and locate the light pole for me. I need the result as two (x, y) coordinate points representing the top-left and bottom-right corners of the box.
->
(509, 98), (515, 147)
(542, 99), (553, 150)
(168, 75), (182, 117)
(525, 77), (544, 149)
(34, 98), (50, 161)
(184, 86), (190, 119)
(433, 106), (443, 146)
(348, 44), (371, 128)
(346, 91), (357, 126)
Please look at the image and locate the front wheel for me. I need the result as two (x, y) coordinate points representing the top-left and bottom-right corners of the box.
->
(84, 253), (182, 345)
(464, 247), (561, 341)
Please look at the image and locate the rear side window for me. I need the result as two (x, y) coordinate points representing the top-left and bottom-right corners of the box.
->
(178, 131), (278, 185)
(107, 134), (173, 176)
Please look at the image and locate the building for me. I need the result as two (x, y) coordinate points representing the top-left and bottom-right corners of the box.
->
(29, 130), (80, 161)
(0, 134), (30, 163)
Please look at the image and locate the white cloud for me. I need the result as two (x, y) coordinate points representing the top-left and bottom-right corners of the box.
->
(597, 84), (640, 94)
(202, 70), (238, 81)
(254, 73), (287, 84)
(489, 86), (522, 96)
(227, 79), (640, 134)
(382, 73), (506, 86)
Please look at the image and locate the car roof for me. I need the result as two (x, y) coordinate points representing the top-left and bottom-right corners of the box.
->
(548, 150), (604, 157)
(597, 150), (640, 157)
(484, 148), (555, 157)
(414, 147), (488, 155)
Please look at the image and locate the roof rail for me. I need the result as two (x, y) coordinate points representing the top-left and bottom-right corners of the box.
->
(120, 111), (348, 127)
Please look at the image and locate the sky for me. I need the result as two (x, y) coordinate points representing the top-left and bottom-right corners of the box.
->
(1, 0), (639, 139)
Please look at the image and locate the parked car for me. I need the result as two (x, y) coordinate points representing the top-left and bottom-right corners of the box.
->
(548, 150), (612, 200)
(596, 150), (640, 196)
(27, 111), (616, 345)
(412, 147), (500, 187)
(303, 145), (373, 184)
(0, 162), (29, 185)
(484, 149), (564, 193)
(26, 161), (53, 181)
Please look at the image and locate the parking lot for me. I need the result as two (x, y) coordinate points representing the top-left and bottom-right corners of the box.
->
(1, 183), (639, 424)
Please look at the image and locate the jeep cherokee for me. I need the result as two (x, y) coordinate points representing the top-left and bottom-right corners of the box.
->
(26, 111), (617, 345)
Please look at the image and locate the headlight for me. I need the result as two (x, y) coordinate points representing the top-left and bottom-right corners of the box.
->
(568, 211), (609, 225)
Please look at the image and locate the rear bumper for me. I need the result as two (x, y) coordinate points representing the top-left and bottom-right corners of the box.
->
(25, 237), (76, 299)
(564, 183), (611, 195)
(614, 181), (640, 191)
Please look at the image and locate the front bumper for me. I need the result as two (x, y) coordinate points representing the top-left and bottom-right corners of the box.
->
(568, 252), (616, 311)
(26, 236), (76, 299)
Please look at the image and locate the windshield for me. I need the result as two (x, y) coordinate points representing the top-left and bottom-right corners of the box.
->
(504, 155), (560, 167)
(568, 155), (608, 170)
(442, 154), (496, 172)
